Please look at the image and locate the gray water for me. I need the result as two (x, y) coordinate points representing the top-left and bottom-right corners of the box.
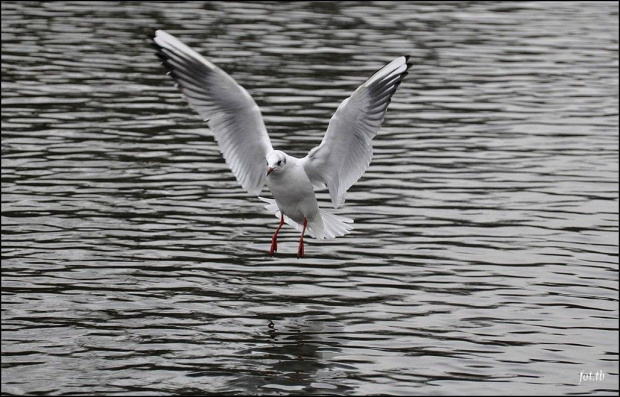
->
(2, 1), (618, 395)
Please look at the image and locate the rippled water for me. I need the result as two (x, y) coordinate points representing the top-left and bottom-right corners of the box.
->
(2, 1), (619, 395)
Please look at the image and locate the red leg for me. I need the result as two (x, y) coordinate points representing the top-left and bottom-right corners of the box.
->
(270, 214), (285, 255)
(297, 217), (307, 258)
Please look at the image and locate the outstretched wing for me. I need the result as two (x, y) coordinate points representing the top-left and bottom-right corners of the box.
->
(152, 30), (273, 196)
(302, 56), (411, 208)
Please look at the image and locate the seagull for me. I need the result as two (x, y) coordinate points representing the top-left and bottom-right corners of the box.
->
(152, 30), (411, 257)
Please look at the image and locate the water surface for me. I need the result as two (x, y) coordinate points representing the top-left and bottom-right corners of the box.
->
(2, 1), (619, 395)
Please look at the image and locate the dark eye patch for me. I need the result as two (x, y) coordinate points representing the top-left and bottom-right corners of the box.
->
(277, 160), (282, 166)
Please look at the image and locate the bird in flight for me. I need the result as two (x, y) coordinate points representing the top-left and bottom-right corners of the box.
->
(152, 30), (410, 257)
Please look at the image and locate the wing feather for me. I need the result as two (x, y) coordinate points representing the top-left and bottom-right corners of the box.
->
(152, 30), (273, 195)
(303, 56), (411, 208)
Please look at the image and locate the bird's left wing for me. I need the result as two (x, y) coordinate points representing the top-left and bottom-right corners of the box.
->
(152, 30), (273, 196)
(302, 56), (411, 208)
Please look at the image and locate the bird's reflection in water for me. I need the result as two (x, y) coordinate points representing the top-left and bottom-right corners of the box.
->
(227, 309), (355, 395)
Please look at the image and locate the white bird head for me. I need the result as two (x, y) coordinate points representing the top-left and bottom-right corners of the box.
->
(266, 150), (288, 176)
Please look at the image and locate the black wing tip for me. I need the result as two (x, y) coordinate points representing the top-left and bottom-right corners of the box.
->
(150, 41), (163, 53)
(151, 42), (169, 65)
(149, 30), (172, 67)
(151, 44), (175, 76)
(404, 55), (413, 69)
(150, 31), (164, 56)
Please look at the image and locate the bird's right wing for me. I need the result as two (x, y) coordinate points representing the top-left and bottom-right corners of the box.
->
(152, 30), (273, 196)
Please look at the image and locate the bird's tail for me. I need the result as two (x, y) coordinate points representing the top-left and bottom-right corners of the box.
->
(319, 206), (355, 239)
(258, 197), (354, 240)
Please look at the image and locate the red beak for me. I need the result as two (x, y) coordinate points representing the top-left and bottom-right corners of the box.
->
(267, 167), (274, 176)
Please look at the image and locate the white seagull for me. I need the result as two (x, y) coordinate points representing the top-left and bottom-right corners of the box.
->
(152, 30), (410, 257)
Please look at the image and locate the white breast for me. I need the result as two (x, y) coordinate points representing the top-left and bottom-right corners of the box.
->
(266, 161), (320, 225)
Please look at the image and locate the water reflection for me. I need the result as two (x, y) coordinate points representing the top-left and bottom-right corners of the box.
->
(227, 312), (353, 395)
